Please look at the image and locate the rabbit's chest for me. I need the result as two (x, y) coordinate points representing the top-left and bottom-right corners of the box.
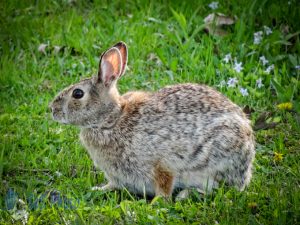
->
(79, 128), (135, 171)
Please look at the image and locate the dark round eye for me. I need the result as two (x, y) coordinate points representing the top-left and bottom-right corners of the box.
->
(72, 88), (84, 99)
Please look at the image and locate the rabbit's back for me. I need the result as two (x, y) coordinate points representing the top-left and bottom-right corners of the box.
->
(128, 84), (254, 189)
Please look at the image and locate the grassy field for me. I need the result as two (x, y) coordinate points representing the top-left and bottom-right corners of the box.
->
(1, 0), (300, 224)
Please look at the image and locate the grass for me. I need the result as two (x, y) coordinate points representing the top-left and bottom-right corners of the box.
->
(0, 0), (300, 224)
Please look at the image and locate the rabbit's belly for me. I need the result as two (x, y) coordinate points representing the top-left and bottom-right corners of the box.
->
(175, 169), (219, 191)
(119, 178), (156, 196)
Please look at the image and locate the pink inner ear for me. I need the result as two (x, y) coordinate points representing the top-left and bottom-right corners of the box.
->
(113, 42), (128, 76)
(99, 47), (122, 86)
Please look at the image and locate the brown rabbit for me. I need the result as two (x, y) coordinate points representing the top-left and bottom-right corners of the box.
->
(49, 42), (255, 199)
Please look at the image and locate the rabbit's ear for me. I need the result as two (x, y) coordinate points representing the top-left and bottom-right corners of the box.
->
(98, 47), (122, 87)
(113, 41), (127, 76)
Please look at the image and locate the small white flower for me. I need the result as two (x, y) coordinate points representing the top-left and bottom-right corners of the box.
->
(256, 78), (264, 88)
(38, 43), (48, 54)
(295, 65), (300, 70)
(265, 64), (274, 74)
(55, 171), (62, 177)
(11, 210), (29, 225)
(254, 31), (263, 44)
(240, 87), (249, 96)
(259, 55), (269, 66)
(223, 53), (232, 63)
(18, 199), (26, 205)
(54, 45), (61, 53)
(264, 26), (272, 35)
(227, 77), (238, 87)
(208, 1), (219, 10)
(233, 60), (243, 73)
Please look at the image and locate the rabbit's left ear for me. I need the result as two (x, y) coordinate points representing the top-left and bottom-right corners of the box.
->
(98, 42), (128, 87)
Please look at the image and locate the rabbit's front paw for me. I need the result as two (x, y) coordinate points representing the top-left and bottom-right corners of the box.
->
(91, 182), (117, 192)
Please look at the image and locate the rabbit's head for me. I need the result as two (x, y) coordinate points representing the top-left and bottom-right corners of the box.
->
(49, 42), (128, 127)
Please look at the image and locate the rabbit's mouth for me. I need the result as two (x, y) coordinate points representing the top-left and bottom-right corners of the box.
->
(51, 111), (69, 124)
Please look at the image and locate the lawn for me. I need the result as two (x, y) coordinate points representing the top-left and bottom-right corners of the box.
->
(1, 0), (300, 224)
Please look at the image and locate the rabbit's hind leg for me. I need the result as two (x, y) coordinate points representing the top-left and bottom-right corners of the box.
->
(153, 162), (175, 198)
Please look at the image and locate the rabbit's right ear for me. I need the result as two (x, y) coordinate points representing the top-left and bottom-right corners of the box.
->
(98, 47), (122, 87)
(98, 42), (128, 87)
(113, 41), (127, 76)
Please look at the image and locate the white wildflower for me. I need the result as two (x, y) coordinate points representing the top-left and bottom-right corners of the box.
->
(208, 1), (219, 10)
(295, 65), (300, 70)
(227, 77), (238, 87)
(259, 55), (269, 66)
(254, 31), (263, 44)
(12, 210), (29, 225)
(127, 211), (134, 216)
(18, 199), (26, 205)
(240, 87), (249, 96)
(223, 53), (232, 63)
(54, 46), (61, 54)
(265, 64), (274, 74)
(233, 60), (243, 73)
(38, 43), (48, 54)
(256, 78), (264, 88)
(55, 171), (62, 177)
(264, 26), (272, 35)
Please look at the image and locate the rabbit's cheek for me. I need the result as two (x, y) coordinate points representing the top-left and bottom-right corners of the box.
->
(69, 100), (82, 111)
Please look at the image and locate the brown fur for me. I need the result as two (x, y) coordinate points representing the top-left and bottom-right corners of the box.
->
(153, 162), (174, 197)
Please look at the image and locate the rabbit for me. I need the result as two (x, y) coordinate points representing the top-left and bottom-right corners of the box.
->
(49, 41), (255, 199)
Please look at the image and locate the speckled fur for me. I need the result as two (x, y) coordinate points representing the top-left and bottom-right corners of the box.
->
(49, 42), (255, 198)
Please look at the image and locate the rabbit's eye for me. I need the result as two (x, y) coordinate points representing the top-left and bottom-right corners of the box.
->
(72, 89), (84, 99)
